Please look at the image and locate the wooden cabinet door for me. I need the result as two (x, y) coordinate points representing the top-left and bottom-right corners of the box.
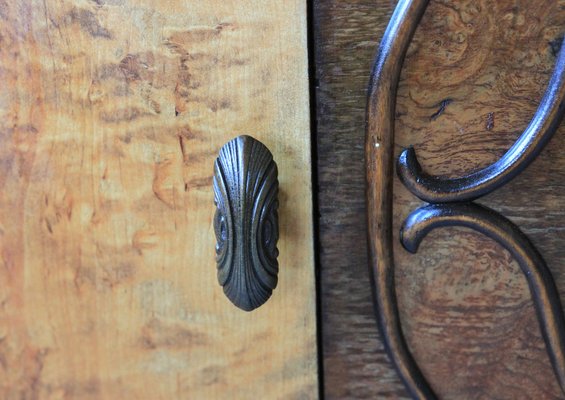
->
(315, 0), (565, 399)
(0, 1), (318, 399)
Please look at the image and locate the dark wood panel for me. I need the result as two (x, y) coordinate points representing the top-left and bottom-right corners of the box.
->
(314, 1), (409, 398)
(315, 0), (565, 398)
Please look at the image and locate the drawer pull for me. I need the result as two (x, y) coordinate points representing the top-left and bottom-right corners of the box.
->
(213, 135), (279, 311)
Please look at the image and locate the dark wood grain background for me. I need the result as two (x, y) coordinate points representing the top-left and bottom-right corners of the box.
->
(314, 0), (565, 398)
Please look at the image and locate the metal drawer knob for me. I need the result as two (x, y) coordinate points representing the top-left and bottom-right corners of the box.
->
(213, 135), (279, 311)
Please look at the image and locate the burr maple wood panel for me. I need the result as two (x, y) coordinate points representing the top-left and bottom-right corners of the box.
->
(0, 1), (317, 399)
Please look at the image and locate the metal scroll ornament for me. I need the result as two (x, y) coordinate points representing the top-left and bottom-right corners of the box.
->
(213, 135), (279, 311)
(366, 0), (565, 398)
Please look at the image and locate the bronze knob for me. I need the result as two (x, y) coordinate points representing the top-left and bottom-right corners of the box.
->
(213, 135), (279, 311)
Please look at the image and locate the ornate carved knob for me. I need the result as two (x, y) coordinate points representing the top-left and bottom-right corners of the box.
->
(213, 135), (279, 311)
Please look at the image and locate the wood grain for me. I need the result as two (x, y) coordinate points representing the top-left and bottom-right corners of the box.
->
(314, 1), (409, 398)
(395, 0), (565, 398)
(316, 0), (565, 398)
(0, 1), (317, 399)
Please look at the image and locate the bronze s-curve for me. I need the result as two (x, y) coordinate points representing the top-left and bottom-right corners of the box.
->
(365, 0), (565, 398)
(401, 203), (565, 394)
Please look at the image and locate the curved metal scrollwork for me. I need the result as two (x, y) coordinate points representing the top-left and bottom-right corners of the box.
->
(213, 135), (279, 311)
(397, 45), (565, 203)
(401, 203), (565, 392)
(365, 0), (565, 398)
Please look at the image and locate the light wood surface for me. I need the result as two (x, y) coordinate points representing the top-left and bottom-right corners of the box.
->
(0, 1), (317, 399)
